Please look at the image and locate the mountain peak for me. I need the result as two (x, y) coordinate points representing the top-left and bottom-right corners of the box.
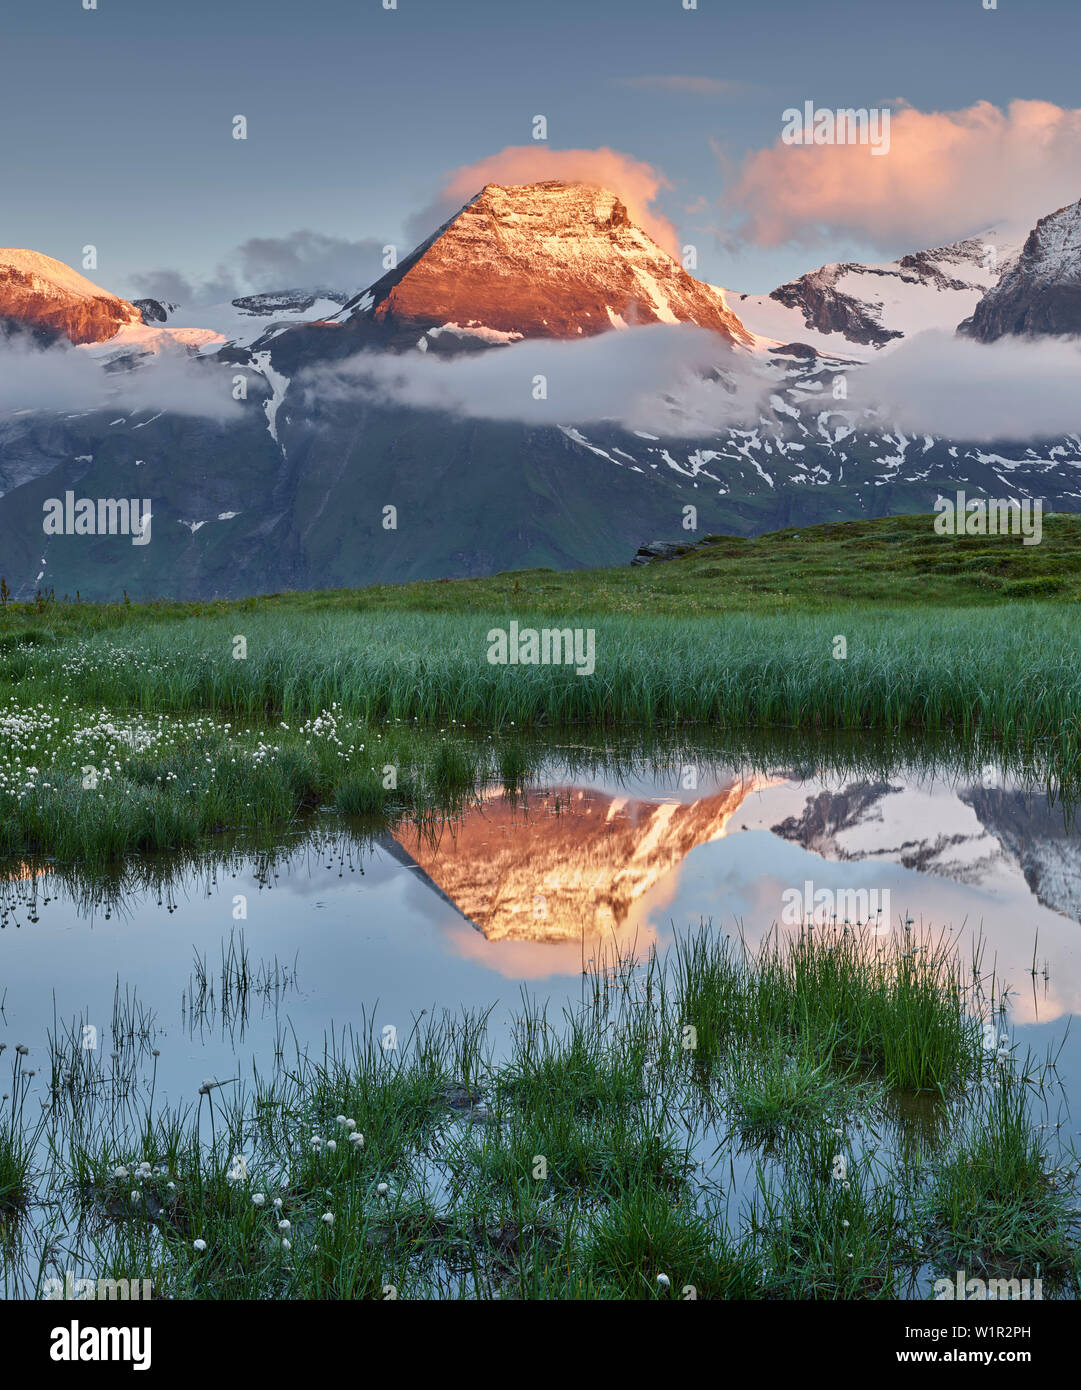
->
(0, 248), (143, 345)
(320, 179), (752, 348)
(727, 229), (1021, 354)
(959, 195), (1081, 341)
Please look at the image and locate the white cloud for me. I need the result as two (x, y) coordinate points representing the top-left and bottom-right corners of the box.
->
(298, 325), (779, 438)
(0, 339), (243, 422)
(850, 331), (1081, 441)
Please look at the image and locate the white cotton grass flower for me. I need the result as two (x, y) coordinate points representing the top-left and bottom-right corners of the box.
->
(193, 1239), (207, 1251)
(280, 1238), (291, 1251)
(278, 1219), (291, 1232)
(336, 1115), (347, 1126)
(656, 1274), (671, 1289)
(167, 1181), (176, 1191)
(252, 1193), (266, 1206)
(348, 1131), (364, 1146)
(113, 1166), (129, 1180)
(344, 1119), (357, 1131)
(325, 1139), (337, 1152)
(130, 1191), (140, 1205)
(273, 1197), (283, 1210)
(322, 1212), (334, 1225)
(376, 1183), (389, 1196)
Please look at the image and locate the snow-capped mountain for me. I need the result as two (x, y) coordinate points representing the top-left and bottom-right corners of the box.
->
(131, 289), (351, 350)
(0, 250), (144, 346)
(726, 230), (1021, 354)
(537, 335), (1081, 521)
(390, 777), (766, 943)
(255, 181), (753, 367)
(769, 778), (1081, 927)
(960, 194), (1081, 341)
(1, 183), (1081, 601)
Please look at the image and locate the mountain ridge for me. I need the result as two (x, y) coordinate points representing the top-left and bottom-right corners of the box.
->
(1, 184), (1081, 601)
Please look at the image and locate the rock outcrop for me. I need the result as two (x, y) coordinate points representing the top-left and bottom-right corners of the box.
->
(959, 197), (1081, 340)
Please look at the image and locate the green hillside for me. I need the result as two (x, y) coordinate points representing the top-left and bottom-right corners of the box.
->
(4, 512), (1079, 638)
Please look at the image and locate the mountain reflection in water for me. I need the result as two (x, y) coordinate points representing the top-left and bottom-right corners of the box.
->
(390, 777), (770, 944)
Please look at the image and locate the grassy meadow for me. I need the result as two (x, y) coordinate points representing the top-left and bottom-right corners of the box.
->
(1, 513), (1080, 866)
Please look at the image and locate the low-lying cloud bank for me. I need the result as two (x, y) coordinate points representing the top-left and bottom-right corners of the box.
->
(849, 332), (1081, 442)
(299, 323), (1081, 444)
(298, 325), (780, 437)
(6, 321), (1080, 445)
(0, 339), (243, 422)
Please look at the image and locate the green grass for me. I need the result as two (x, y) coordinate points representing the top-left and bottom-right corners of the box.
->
(674, 924), (987, 1094)
(918, 1062), (1081, 1284)
(4, 601), (1078, 866)
(0, 1048), (37, 1213)
(725, 1042), (877, 1144)
(5, 513), (1081, 631)
(6, 604), (1081, 738)
(750, 1146), (912, 1299)
(3, 925), (1078, 1300)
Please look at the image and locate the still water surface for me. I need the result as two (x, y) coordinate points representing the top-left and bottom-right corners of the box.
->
(3, 740), (1079, 1112)
(2, 736), (1079, 1296)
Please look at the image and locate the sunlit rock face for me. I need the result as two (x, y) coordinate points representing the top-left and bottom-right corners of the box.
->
(0, 250), (143, 345)
(391, 778), (764, 943)
(319, 181), (754, 348)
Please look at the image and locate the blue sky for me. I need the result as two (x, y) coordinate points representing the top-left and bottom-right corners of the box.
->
(3, 0), (1078, 300)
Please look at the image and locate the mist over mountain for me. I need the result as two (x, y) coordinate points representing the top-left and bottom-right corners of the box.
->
(1, 180), (1080, 601)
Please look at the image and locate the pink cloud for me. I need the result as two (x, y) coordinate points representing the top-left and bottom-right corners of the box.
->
(409, 145), (679, 254)
(728, 100), (1081, 250)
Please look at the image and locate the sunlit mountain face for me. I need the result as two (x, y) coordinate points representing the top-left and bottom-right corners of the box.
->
(389, 777), (768, 946)
(258, 180), (753, 361)
(380, 762), (1081, 1025)
(0, 250), (144, 346)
